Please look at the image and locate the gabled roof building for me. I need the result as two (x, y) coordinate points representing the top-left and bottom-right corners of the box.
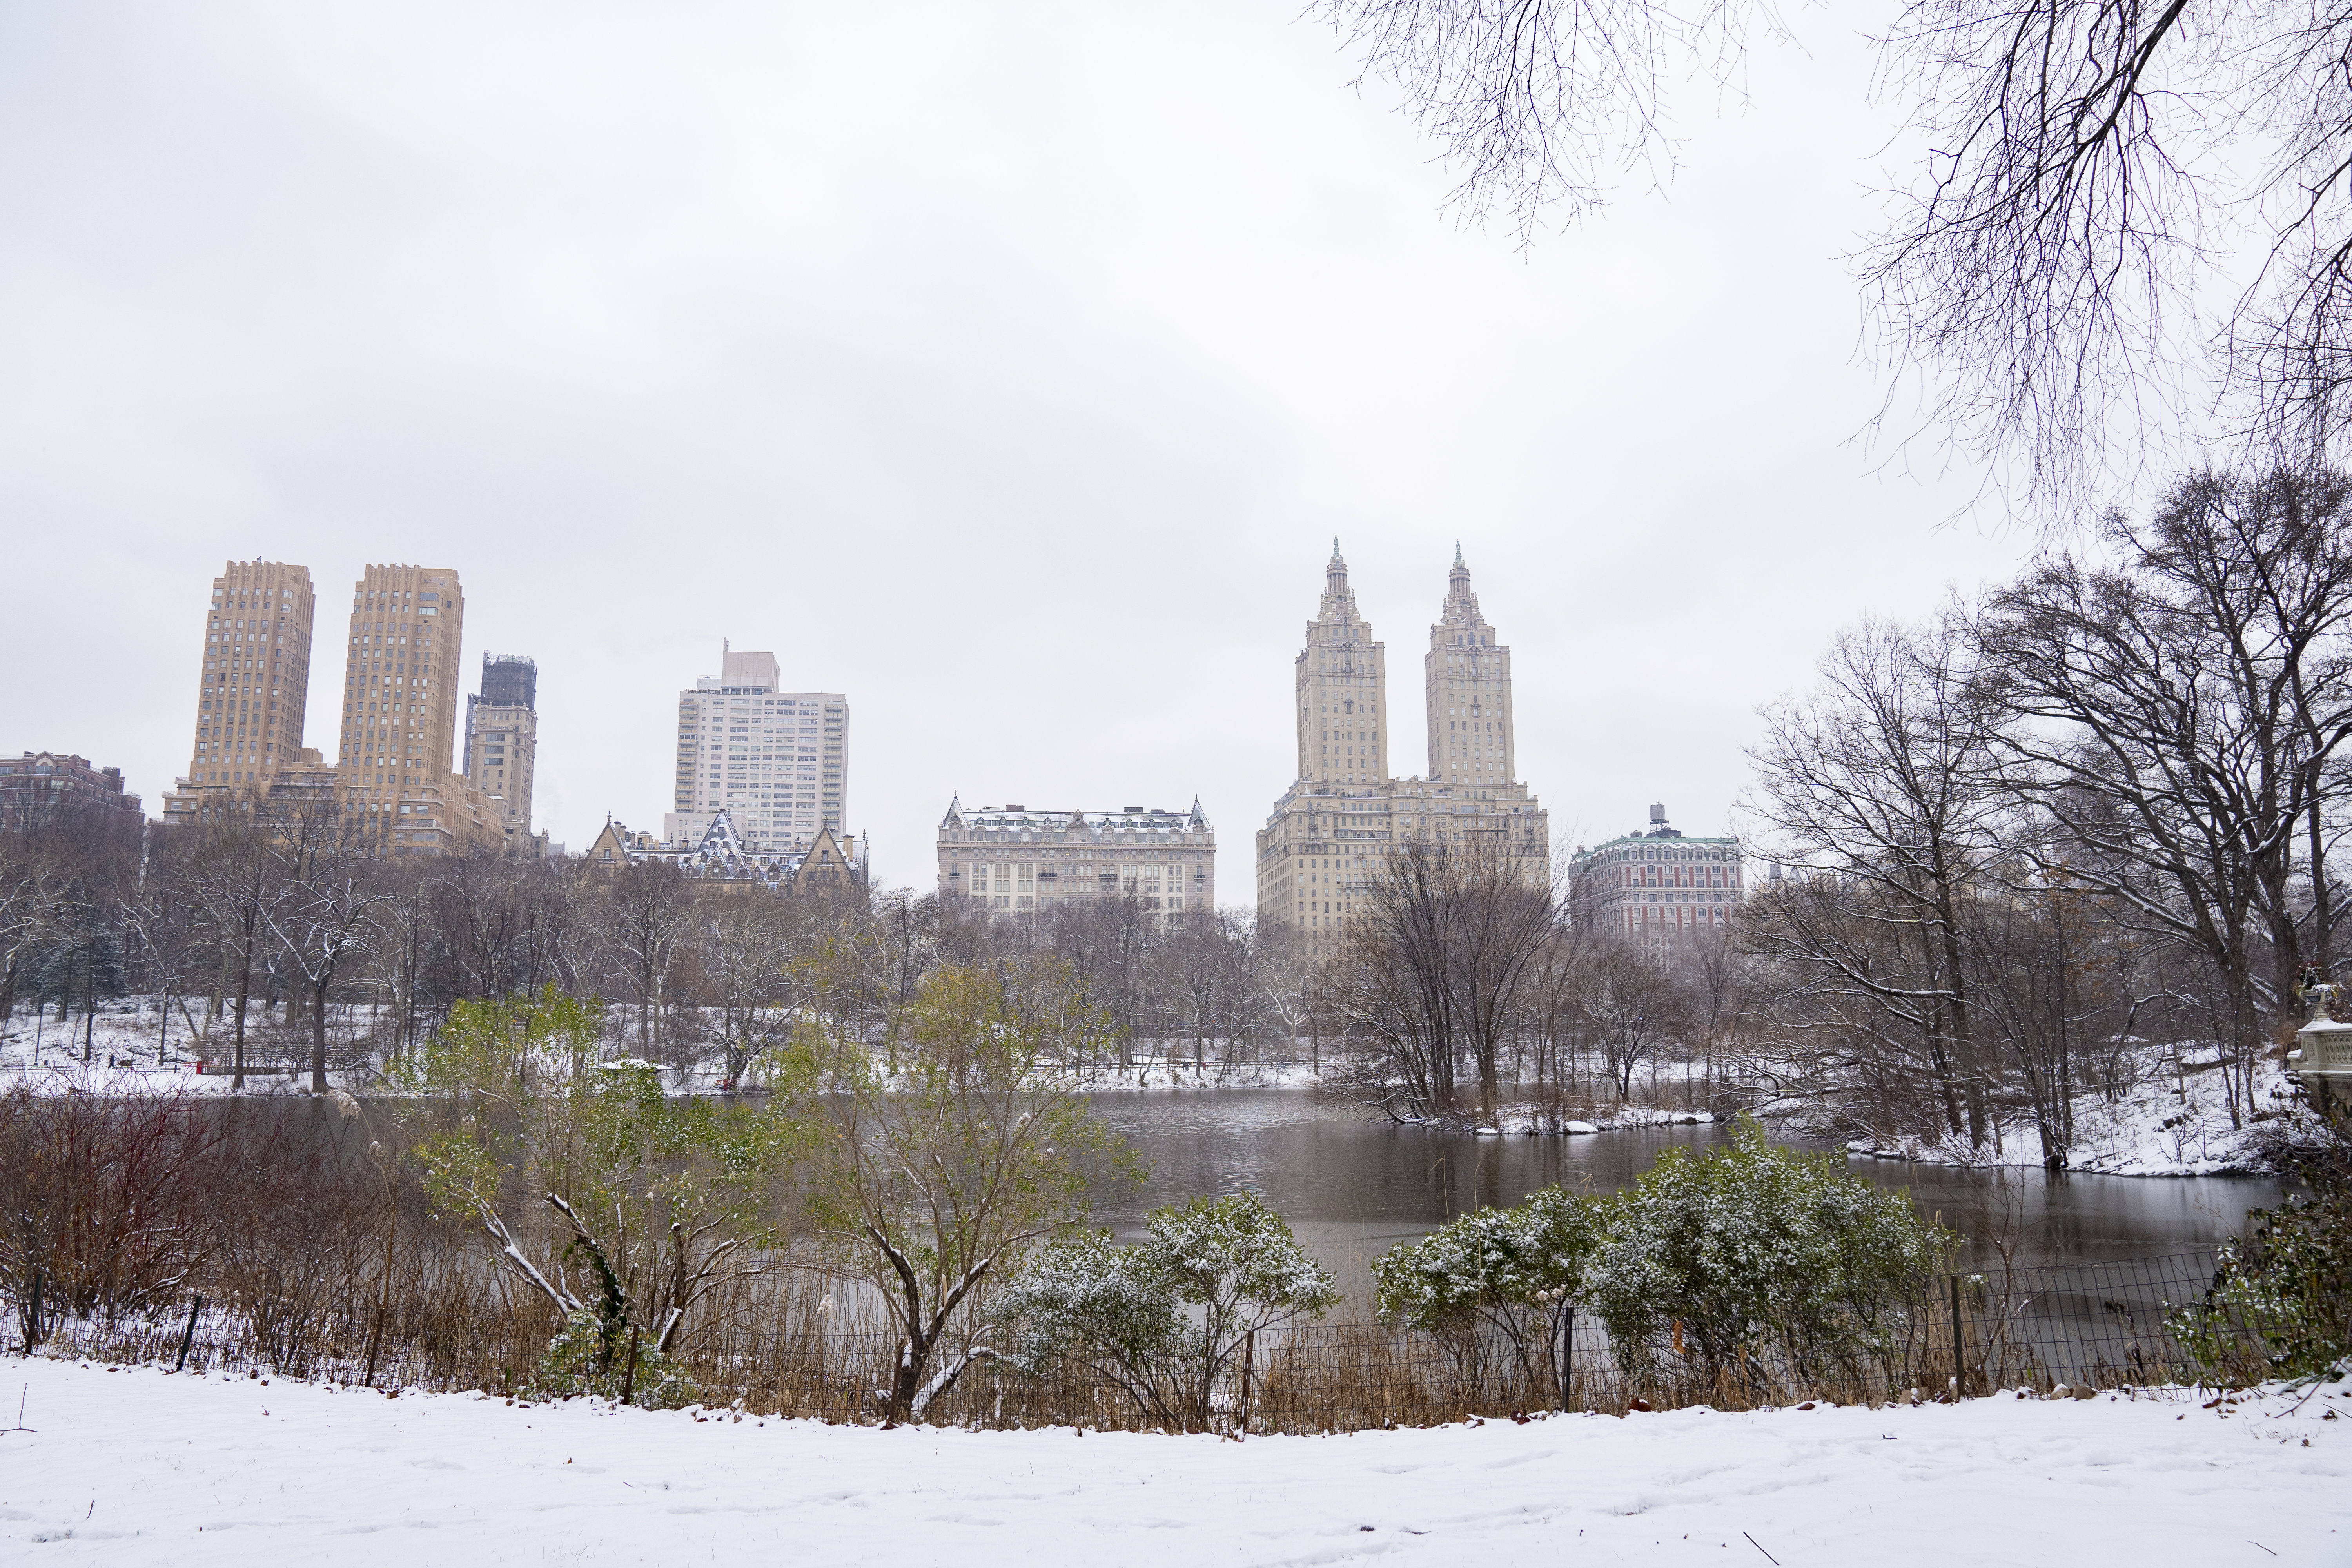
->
(586, 811), (867, 895)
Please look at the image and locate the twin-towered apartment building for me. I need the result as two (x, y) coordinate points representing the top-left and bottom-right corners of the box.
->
(932, 543), (1740, 942)
(160, 558), (537, 855)
(1255, 543), (1552, 959)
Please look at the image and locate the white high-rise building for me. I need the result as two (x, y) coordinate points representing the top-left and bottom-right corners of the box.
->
(668, 644), (848, 851)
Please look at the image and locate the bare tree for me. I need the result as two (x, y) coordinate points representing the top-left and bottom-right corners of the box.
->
(1320, 0), (2352, 513)
(1977, 467), (2352, 1123)
(688, 897), (797, 1085)
(263, 798), (383, 1093)
(1334, 839), (1461, 1118)
(183, 800), (283, 1087)
(603, 861), (693, 1056)
(1583, 934), (1694, 1100)
(1316, 0), (1788, 236)
(1335, 835), (1556, 1122)
(1744, 615), (2008, 1145)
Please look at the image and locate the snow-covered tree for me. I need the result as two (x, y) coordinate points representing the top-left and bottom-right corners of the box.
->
(1583, 1119), (1952, 1395)
(993, 1191), (1339, 1431)
(1374, 1185), (1597, 1405)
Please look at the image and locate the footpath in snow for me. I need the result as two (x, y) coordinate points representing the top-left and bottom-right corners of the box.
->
(0, 1358), (2342, 1565)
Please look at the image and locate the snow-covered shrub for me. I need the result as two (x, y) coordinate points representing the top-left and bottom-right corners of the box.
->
(992, 1192), (1339, 1430)
(533, 1306), (701, 1410)
(1373, 1187), (1597, 1402)
(2170, 1186), (2352, 1386)
(1583, 1118), (1952, 1395)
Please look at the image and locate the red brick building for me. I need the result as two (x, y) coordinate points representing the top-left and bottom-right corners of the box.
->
(0, 752), (145, 834)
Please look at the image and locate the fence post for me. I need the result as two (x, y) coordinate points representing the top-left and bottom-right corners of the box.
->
(1237, 1330), (1255, 1436)
(175, 1295), (204, 1372)
(1554, 1305), (1575, 1413)
(1949, 1275), (1969, 1399)
(24, 1268), (43, 1354)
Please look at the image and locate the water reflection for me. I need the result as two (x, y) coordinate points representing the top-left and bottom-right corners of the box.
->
(1085, 1091), (2279, 1311)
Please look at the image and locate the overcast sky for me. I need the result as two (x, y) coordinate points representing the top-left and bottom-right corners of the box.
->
(1, 2), (2065, 892)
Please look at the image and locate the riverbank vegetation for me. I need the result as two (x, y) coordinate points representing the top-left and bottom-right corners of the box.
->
(11, 1018), (2298, 1427)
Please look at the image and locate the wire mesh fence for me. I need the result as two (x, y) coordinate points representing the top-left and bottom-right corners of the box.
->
(13, 1247), (2244, 1431)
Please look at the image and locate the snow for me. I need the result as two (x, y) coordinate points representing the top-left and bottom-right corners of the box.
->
(1835, 1071), (2309, 1176)
(1, 1357), (2342, 1563)
(1494, 1105), (1716, 1136)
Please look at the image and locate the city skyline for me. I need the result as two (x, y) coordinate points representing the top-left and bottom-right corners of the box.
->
(0, 8), (2049, 892)
(32, 541), (1844, 895)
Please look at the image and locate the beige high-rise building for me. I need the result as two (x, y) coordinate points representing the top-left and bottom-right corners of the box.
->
(174, 559), (318, 796)
(330, 564), (499, 855)
(668, 644), (848, 851)
(163, 558), (502, 854)
(936, 800), (1214, 919)
(1257, 543), (1550, 961)
(463, 653), (539, 850)
(1426, 547), (1516, 791)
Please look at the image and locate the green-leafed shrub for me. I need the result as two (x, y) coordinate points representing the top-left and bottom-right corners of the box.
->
(2171, 1189), (2352, 1386)
(1374, 1187), (1597, 1399)
(1583, 1119), (1951, 1394)
(993, 1192), (1338, 1430)
(534, 1306), (701, 1410)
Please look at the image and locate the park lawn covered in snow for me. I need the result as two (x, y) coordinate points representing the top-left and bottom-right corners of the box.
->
(0, 1358), (2342, 1565)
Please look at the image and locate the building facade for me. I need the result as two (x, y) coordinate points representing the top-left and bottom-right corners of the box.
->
(160, 559), (503, 855)
(1256, 544), (1550, 960)
(1567, 804), (1744, 955)
(327, 564), (500, 855)
(463, 652), (539, 851)
(180, 559), (319, 793)
(0, 753), (144, 833)
(669, 645), (848, 851)
(937, 800), (1215, 920)
(586, 811), (867, 894)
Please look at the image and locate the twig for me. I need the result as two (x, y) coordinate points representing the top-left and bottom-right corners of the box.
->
(0, 1385), (31, 1435)
(1744, 1531), (1780, 1566)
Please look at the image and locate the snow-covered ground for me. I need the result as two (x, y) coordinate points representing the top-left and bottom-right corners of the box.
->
(1833, 1070), (2310, 1176)
(0, 1357), (2339, 1564)
(1490, 1105), (1717, 1136)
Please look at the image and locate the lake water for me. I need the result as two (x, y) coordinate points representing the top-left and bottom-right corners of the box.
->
(1085, 1091), (2280, 1309)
